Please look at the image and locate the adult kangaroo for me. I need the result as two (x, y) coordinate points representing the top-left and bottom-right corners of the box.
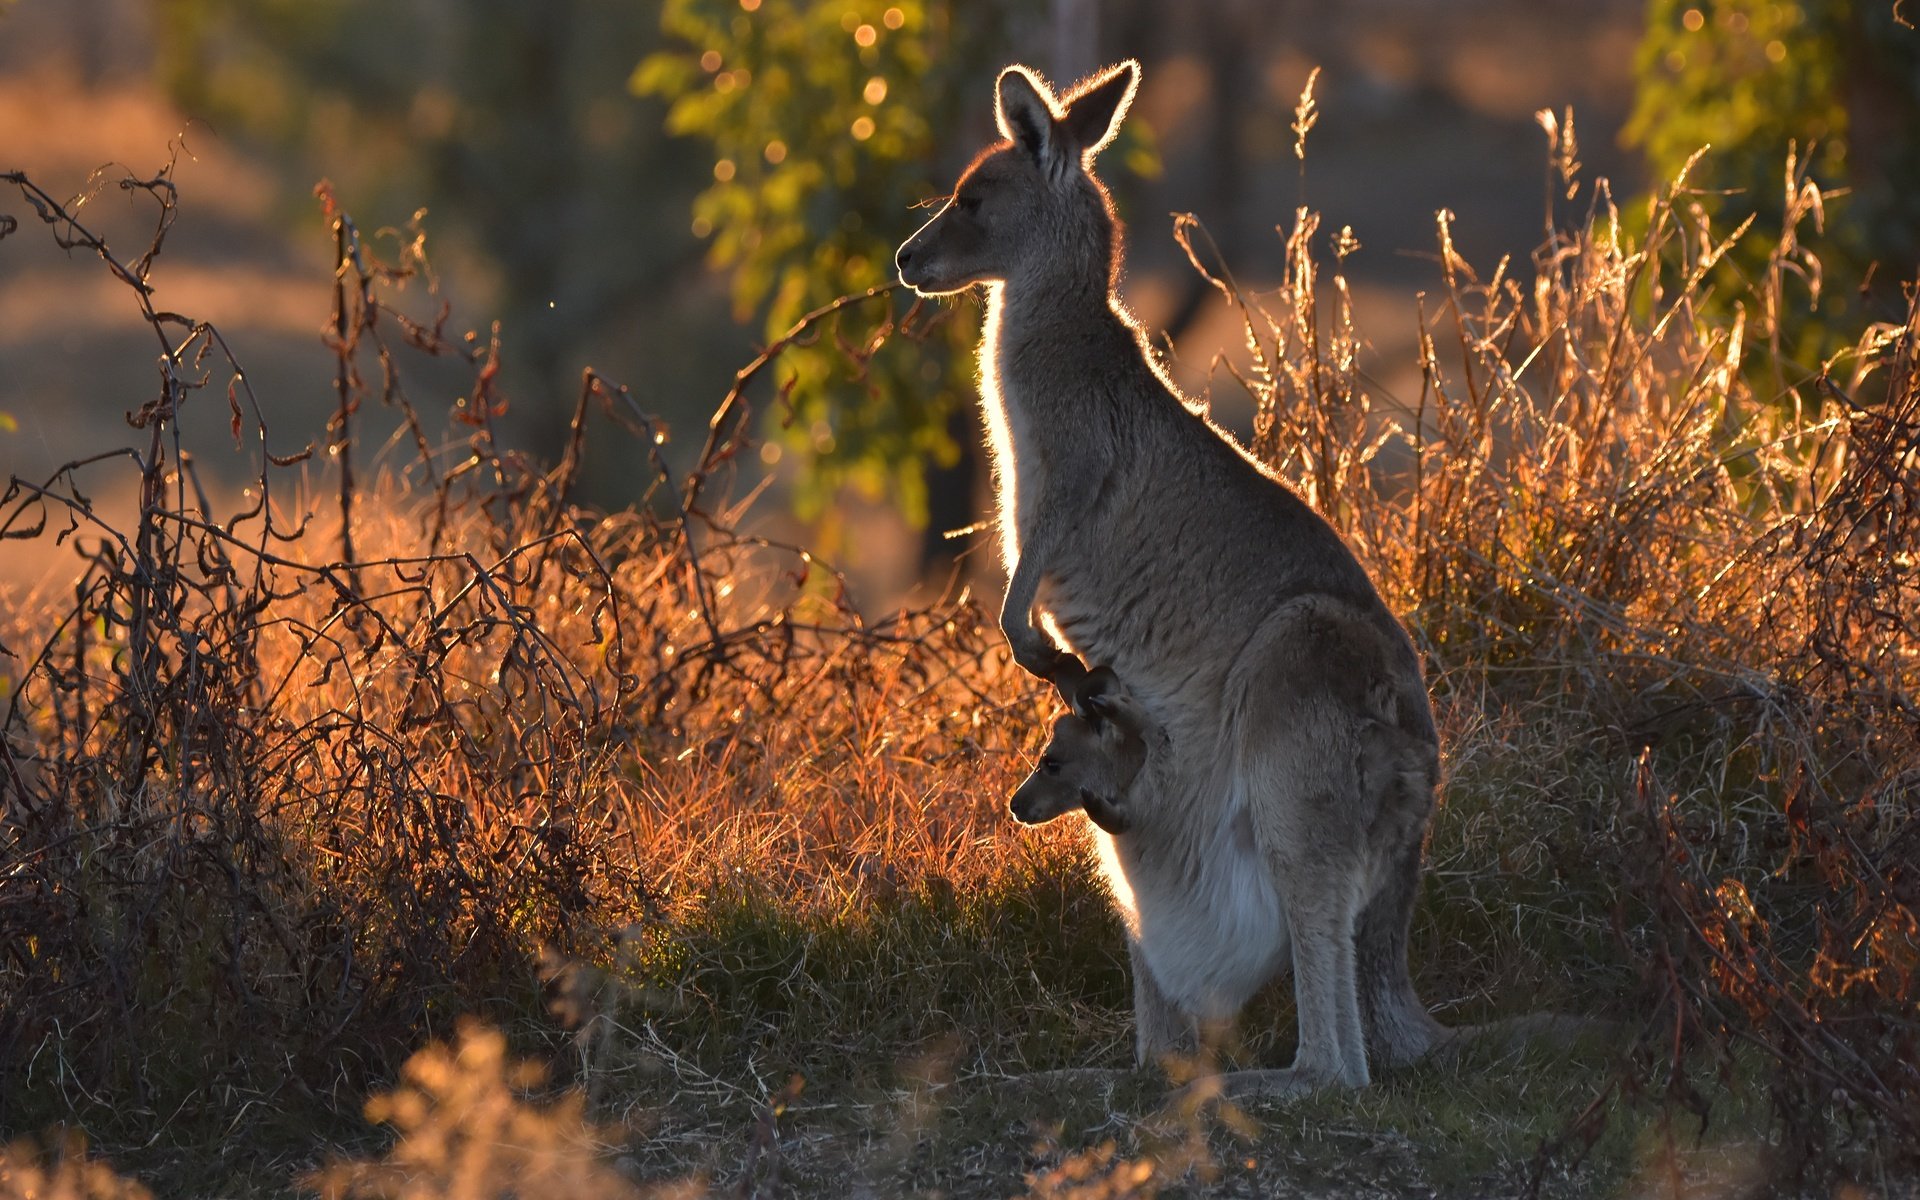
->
(895, 60), (1446, 1095)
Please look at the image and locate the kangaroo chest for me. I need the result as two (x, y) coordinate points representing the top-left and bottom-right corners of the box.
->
(983, 295), (1237, 708)
(985, 399), (1043, 551)
(980, 309), (1050, 561)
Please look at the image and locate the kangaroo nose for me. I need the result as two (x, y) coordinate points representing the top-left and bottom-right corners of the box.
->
(895, 243), (918, 281)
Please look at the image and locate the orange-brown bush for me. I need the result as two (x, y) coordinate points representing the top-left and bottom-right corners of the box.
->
(0, 1135), (154, 1200)
(1, 122), (1916, 1196)
(0, 163), (1084, 1177)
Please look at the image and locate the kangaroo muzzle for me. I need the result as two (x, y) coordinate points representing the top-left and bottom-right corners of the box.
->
(1008, 778), (1069, 825)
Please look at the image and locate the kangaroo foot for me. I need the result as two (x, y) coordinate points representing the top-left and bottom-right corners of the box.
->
(1172, 1065), (1355, 1107)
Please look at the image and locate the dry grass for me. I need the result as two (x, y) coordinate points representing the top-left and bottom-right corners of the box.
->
(2, 113), (1917, 1199)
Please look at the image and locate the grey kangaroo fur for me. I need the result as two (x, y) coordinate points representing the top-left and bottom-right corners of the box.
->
(895, 59), (1452, 1094)
(1008, 665), (1162, 835)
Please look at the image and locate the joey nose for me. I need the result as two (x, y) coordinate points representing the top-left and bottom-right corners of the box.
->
(1009, 787), (1047, 825)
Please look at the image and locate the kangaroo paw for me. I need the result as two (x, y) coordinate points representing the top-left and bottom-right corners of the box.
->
(1082, 793), (1131, 834)
(1043, 652), (1089, 698)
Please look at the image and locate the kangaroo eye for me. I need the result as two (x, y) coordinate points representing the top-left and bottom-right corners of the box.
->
(1039, 756), (1061, 776)
(954, 194), (981, 215)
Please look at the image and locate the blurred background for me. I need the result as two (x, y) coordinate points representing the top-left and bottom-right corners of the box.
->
(2, 0), (1914, 608)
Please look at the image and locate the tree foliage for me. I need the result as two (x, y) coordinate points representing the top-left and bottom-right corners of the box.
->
(1626, 0), (1920, 383)
(635, 0), (1003, 523)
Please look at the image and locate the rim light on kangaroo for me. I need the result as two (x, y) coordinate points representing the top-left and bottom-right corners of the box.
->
(897, 58), (1455, 1096)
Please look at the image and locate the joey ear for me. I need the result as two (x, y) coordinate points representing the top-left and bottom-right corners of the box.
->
(1059, 60), (1139, 160)
(996, 65), (1063, 168)
(1076, 665), (1152, 744)
(1073, 665), (1125, 723)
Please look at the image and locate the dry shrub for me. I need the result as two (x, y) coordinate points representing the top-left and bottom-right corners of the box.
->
(0, 1137), (152, 1200)
(308, 1022), (700, 1200)
(1020, 1141), (1158, 1200)
(0, 162), (1060, 1176)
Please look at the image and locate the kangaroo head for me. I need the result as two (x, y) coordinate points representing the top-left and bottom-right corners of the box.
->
(895, 60), (1139, 297)
(1008, 667), (1153, 829)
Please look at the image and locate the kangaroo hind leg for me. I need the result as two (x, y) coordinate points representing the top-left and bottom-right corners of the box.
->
(1129, 935), (1199, 1068)
(1209, 856), (1368, 1100)
(1354, 721), (1446, 1067)
(1275, 850), (1370, 1088)
(1355, 832), (1446, 1067)
(1237, 716), (1373, 1090)
(1230, 652), (1381, 1093)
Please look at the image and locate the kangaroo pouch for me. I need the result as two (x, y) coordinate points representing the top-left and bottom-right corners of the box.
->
(1099, 805), (1291, 1021)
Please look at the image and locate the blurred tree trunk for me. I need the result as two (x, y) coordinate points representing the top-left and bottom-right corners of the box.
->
(70, 0), (110, 87)
(1050, 0), (1097, 84)
(1841, 0), (1920, 310)
(434, 0), (579, 458)
(1164, 0), (1259, 344)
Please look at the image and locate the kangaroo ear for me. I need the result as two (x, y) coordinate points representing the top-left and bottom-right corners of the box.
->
(1077, 666), (1154, 744)
(1060, 60), (1139, 160)
(1074, 665), (1127, 725)
(996, 65), (1063, 169)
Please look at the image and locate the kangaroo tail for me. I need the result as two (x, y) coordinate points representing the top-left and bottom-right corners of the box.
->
(1424, 1012), (1624, 1064)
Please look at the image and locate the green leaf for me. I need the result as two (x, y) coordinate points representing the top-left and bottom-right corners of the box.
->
(631, 53), (694, 98)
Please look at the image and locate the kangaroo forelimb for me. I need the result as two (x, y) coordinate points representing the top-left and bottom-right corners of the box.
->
(1001, 548), (1077, 683)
